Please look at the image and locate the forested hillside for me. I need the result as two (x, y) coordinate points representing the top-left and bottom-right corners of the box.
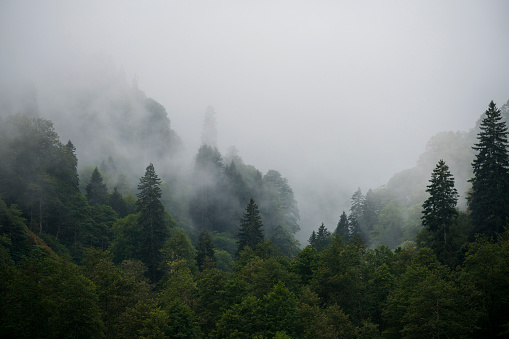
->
(1, 81), (509, 337)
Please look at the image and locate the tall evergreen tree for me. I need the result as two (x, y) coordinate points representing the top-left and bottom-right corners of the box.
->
(197, 229), (215, 270)
(136, 163), (168, 281)
(314, 223), (331, 252)
(237, 199), (264, 255)
(86, 167), (108, 206)
(468, 101), (509, 238)
(335, 211), (350, 242)
(421, 160), (458, 255)
(108, 187), (128, 218)
(348, 188), (365, 240)
(308, 230), (317, 248)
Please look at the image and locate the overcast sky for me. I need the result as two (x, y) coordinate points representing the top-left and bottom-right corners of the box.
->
(2, 0), (509, 235)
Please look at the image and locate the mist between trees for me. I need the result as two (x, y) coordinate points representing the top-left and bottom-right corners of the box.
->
(1, 70), (509, 337)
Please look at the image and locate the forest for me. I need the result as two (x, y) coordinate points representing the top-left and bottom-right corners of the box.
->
(1, 79), (509, 338)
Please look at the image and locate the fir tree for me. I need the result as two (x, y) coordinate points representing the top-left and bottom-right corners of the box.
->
(314, 223), (331, 252)
(308, 230), (317, 248)
(237, 199), (264, 255)
(335, 211), (350, 242)
(108, 187), (127, 218)
(86, 167), (108, 206)
(197, 229), (215, 270)
(468, 101), (509, 238)
(421, 160), (458, 255)
(136, 163), (168, 281)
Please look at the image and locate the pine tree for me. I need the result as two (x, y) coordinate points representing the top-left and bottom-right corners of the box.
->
(197, 229), (215, 270)
(237, 198), (264, 255)
(335, 211), (350, 242)
(315, 223), (331, 252)
(136, 163), (168, 281)
(308, 231), (317, 248)
(468, 101), (509, 238)
(108, 187), (127, 218)
(86, 167), (108, 206)
(348, 188), (365, 240)
(421, 160), (458, 254)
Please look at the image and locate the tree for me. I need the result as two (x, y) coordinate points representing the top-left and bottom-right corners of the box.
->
(108, 187), (128, 218)
(420, 160), (458, 259)
(136, 163), (169, 281)
(315, 223), (331, 252)
(237, 199), (264, 256)
(197, 229), (215, 270)
(468, 101), (509, 238)
(349, 188), (365, 241)
(86, 167), (108, 206)
(335, 211), (350, 242)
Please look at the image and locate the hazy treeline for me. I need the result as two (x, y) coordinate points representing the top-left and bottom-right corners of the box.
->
(1, 72), (509, 337)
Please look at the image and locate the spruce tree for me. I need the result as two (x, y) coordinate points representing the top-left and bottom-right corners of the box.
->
(468, 101), (509, 238)
(108, 187), (127, 218)
(197, 229), (215, 270)
(136, 163), (168, 281)
(315, 223), (331, 252)
(237, 198), (264, 255)
(308, 231), (317, 248)
(421, 160), (458, 254)
(86, 167), (108, 206)
(335, 211), (350, 242)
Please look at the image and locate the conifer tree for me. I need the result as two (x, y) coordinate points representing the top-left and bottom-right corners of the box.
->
(197, 229), (215, 270)
(136, 163), (168, 281)
(335, 211), (350, 242)
(237, 199), (264, 255)
(314, 223), (331, 252)
(421, 160), (458, 253)
(86, 167), (108, 206)
(308, 230), (317, 248)
(108, 187), (127, 218)
(468, 101), (509, 238)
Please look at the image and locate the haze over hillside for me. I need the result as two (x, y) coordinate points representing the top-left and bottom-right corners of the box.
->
(1, 1), (509, 242)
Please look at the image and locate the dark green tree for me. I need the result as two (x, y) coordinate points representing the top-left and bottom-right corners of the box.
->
(196, 229), (215, 271)
(86, 167), (108, 206)
(349, 188), (365, 241)
(136, 163), (169, 281)
(468, 101), (509, 238)
(335, 211), (350, 242)
(314, 223), (331, 252)
(420, 160), (458, 258)
(108, 187), (128, 218)
(308, 231), (317, 248)
(237, 199), (264, 256)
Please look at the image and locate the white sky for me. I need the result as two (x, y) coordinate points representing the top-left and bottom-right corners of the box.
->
(2, 0), (509, 235)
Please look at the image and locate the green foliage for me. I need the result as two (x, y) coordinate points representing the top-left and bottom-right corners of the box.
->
(81, 248), (153, 338)
(136, 163), (169, 281)
(419, 159), (458, 261)
(371, 202), (404, 249)
(459, 233), (509, 337)
(86, 167), (108, 205)
(237, 198), (264, 255)
(109, 213), (141, 263)
(383, 248), (479, 338)
(335, 211), (350, 242)
(196, 229), (215, 270)
(309, 223), (331, 252)
(0, 198), (31, 261)
(0, 252), (103, 338)
(160, 227), (197, 274)
(469, 100), (509, 238)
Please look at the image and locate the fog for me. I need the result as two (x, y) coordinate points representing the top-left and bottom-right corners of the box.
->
(2, 0), (509, 242)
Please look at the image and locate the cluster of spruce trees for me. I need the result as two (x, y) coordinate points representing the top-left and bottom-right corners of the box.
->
(1, 101), (509, 338)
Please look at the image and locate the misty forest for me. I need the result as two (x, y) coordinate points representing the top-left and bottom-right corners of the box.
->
(1, 69), (509, 338)
(2, 2), (509, 339)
